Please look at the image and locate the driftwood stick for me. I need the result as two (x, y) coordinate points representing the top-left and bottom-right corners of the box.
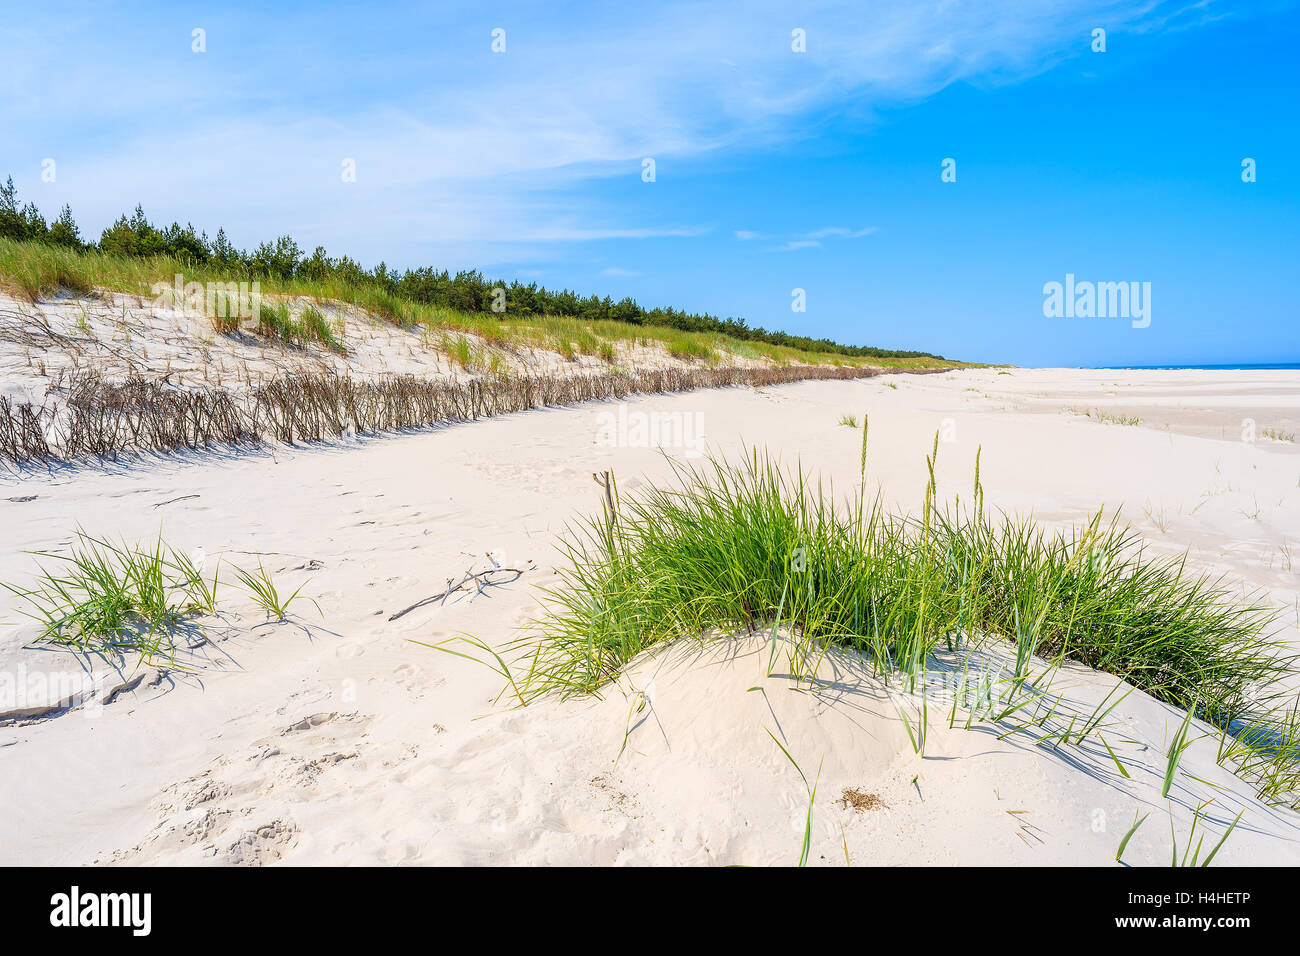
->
(389, 566), (528, 621)
(440, 575), (458, 607)
(154, 494), (200, 508)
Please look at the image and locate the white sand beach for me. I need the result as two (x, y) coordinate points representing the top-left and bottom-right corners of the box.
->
(2, 365), (1298, 866)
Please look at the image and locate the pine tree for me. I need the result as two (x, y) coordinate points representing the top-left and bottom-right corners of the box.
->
(212, 227), (235, 265)
(20, 203), (47, 241)
(0, 177), (25, 240)
(47, 204), (84, 249)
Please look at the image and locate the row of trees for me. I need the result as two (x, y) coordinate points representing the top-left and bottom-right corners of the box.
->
(0, 179), (86, 249)
(0, 177), (942, 360)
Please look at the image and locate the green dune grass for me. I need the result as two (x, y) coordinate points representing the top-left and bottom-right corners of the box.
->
(0, 236), (970, 371)
(503, 433), (1298, 804)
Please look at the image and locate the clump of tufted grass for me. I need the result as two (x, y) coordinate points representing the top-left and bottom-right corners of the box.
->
(2, 531), (314, 663)
(301, 304), (346, 353)
(257, 302), (305, 343)
(520, 442), (1288, 741)
(1, 532), (217, 663)
(667, 338), (717, 363)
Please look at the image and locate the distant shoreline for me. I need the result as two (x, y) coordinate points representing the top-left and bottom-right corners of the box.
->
(1095, 363), (1300, 371)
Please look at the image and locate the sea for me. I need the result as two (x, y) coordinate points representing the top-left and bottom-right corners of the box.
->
(1097, 363), (1300, 371)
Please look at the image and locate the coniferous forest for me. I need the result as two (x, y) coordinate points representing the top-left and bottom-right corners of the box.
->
(0, 176), (941, 361)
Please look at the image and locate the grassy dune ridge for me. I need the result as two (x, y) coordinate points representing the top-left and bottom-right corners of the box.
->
(0, 237), (969, 371)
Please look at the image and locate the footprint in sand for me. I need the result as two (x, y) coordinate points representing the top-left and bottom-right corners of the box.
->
(281, 711), (346, 734)
(223, 819), (299, 866)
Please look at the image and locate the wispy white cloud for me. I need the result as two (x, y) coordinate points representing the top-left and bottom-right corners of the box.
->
(766, 225), (879, 251)
(806, 226), (878, 240)
(0, 0), (1221, 265)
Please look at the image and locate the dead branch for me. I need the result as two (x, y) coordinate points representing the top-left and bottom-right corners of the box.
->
(388, 563), (532, 621)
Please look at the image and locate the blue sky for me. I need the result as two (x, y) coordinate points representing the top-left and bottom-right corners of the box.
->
(2, 0), (1296, 366)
